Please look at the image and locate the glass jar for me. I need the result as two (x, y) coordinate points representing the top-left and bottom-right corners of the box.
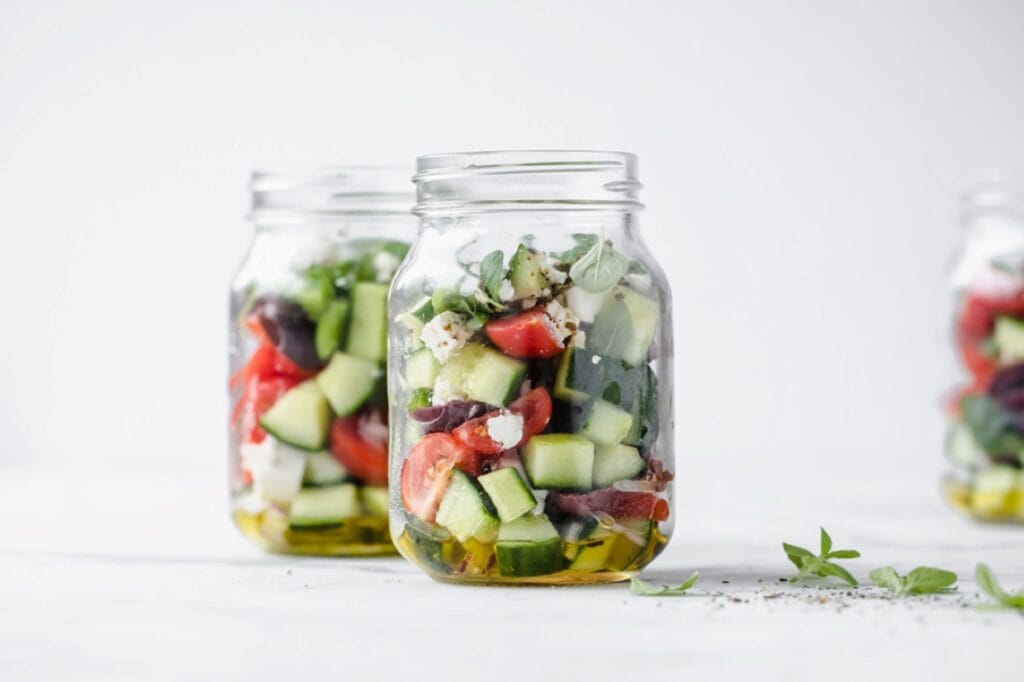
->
(229, 167), (415, 554)
(388, 150), (674, 584)
(943, 173), (1024, 522)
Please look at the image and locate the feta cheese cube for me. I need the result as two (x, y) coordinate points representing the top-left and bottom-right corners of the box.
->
(486, 412), (525, 450)
(431, 375), (466, 405)
(543, 299), (579, 343)
(420, 310), (472, 363)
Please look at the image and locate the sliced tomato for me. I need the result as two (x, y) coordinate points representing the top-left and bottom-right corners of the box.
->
(452, 387), (553, 454)
(401, 433), (490, 522)
(233, 375), (299, 443)
(229, 343), (311, 389)
(548, 489), (670, 522)
(960, 342), (998, 389)
(330, 415), (389, 486)
(485, 310), (564, 358)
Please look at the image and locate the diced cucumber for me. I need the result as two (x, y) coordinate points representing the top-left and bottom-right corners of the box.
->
(523, 434), (595, 490)
(970, 467), (1021, 515)
(509, 244), (550, 299)
(395, 296), (435, 349)
(288, 483), (361, 529)
(565, 286), (609, 323)
(579, 399), (633, 445)
(435, 469), (500, 544)
(478, 467), (537, 522)
(346, 282), (389, 363)
(315, 298), (349, 361)
(495, 514), (564, 577)
(406, 347), (440, 390)
(303, 451), (348, 486)
(554, 346), (590, 403)
(437, 343), (526, 407)
(568, 527), (616, 571)
(995, 316), (1024, 363)
(407, 387), (433, 410)
(592, 443), (645, 488)
(621, 365), (658, 448)
(361, 486), (390, 518)
(291, 271), (335, 320)
(945, 422), (986, 468)
(315, 351), (381, 417)
(259, 380), (331, 450)
(588, 286), (658, 366)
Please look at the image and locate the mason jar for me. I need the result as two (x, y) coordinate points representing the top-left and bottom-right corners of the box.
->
(944, 173), (1024, 522)
(388, 150), (674, 583)
(229, 167), (415, 554)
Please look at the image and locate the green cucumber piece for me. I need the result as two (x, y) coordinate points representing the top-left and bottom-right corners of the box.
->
(288, 483), (361, 529)
(346, 282), (389, 363)
(621, 365), (658, 448)
(315, 298), (349, 361)
(478, 467), (537, 522)
(437, 343), (526, 407)
(592, 443), (645, 488)
(361, 486), (390, 518)
(395, 296), (434, 349)
(291, 270), (335, 320)
(995, 316), (1024, 363)
(579, 399), (633, 444)
(509, 244), (550, 299)
(315, 351), (381, 417)
(522, 434), (595, 490)
(303, 451), (348, 486)
(960, 394), (1024, 454)
(554, 346), (591, 403)
(406, 347), (440, 390)
(259, 380), (330, 450)
(435, 469), (500, 544)
(588, 286), (658, 366)
(495, 514), (563, 577)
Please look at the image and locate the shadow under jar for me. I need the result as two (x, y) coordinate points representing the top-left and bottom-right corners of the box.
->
(944, 174), (1024, 523)
(388, 151), (675, 584)
(229, 167), (415, 555)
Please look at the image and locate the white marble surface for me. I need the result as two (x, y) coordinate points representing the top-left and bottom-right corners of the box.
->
(1, 467), (1021, 681)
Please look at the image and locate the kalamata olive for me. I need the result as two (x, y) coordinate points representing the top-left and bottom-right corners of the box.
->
(411, 400), (494, 433)
(251, 295), (323, 370)
(988, 363), (1024, 399)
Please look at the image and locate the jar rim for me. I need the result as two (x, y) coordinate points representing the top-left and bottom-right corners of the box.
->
(250, 165), (415, 223)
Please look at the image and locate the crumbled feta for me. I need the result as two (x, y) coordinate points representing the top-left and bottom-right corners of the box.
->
(420, 311), (472, 363)
(536, 251), (568, 285)
(625, 272), (653, 291)
(521, 297), (538, 310)
(373, 251), (401, 282)
(543, 299), (579, 344)
(431, 375), (466, 405)
(498, 279), (515, 303)
(486, 412), (524, 450)
(240, 437), (306, 504)
(572, 328), (587, 348)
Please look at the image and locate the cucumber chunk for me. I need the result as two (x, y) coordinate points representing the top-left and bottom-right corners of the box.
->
(995, 316), (1024, 363)
(346, 282), (389, 363)
(437, 343), (526, 407)
(478, 467), (537, 522)
(523, 434), (595, 490)
(259, 380), (330, 450)
(288, 483), (361, 529)
(509, 244), (550, 299)
(592, 443), (645, 488)
(315, 298), (349, 361)
(315, 351), (381, 417)
(579, 399), (633, 445)
(495, 514), (563, 577)
(435, 469), (500, 544)
(291, 271), (335, 320)
(406, 347), (440, 390)
(588, 286), (659, 366)
(303, 451), (348, 486)
(361, 486), (390, 518)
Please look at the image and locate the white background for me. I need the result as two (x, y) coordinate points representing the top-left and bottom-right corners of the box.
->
(2, 0), (1024, 514)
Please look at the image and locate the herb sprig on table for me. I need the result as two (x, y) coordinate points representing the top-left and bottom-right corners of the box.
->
(630, 571), (699, 596)
(869, 566), (958, 596)
(783, 527), (861, 586)
(975, 564), (1024, 610)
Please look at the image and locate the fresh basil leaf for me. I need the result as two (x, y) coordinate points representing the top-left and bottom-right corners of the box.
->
(556, 233), (599, 262)
(820, 527), (833, 555)
(570, 239), (629, 293)
(479, 250), (504, 302)
(630, 571), (699, 596)
(869, 566), (904, 593)
(904, 566), (958, 595)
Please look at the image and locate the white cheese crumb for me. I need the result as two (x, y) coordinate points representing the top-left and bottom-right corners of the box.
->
(431, 376), (466, 405)
(573, 328), (587, 348)
(543, 299), (579, 344)
(420, 311), (472, 363)
(565, 286), (609, 323)
(240, 436), (306, 505)
(498, 279), (515, 303)
(486, 412), (525, 450)
(373, 251), (402, 282)
(536, 251), (568, 285)
(625, 272), (653, 291)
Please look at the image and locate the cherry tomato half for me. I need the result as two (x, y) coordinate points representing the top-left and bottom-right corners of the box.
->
(485, 310), (564, 358)
(452, 387), (553, 454)
(400, 433), (480, 523)
(330, 415), (389, 487)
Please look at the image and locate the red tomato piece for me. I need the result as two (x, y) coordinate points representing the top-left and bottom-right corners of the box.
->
(233, 375), (299, 443)
(452, 388), (553, 454)
(485, 310), (564, 358)
(329, 415), (389, 487)
(401, 433), (480, 522)
(960, 342), (998, 390)
(229, 343), (311, 389)
(548, 489), (670, 522)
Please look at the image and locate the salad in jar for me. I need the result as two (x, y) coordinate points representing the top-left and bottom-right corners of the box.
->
(390, 234), (672, 583)
(230, 238), (408, 554)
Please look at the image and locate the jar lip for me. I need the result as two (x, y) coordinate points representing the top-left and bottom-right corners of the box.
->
(250, 165), (415, 221)
(413, 150), (643, 215)
(961, 170), (1024, 215)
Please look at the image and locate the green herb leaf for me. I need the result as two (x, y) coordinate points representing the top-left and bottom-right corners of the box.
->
(975, 563), (1024, 609)
(783, 527), (860, 586)
(630, 571), (699, 596)
(480, 250), (505, 302)
(869, 567), (904, 593)
(587, 297), (633, 357)
(556, 233), (599, 262)
(904, 567), (958, 595)
(782, 542), (814, 570)
(569, 238), (629, 293)
(820, 527), (833, 555)
(818, 561), (859, 587)
(826, 550), (861, 559)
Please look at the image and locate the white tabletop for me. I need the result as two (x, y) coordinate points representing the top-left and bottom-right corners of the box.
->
(1, 466), (1020, 681)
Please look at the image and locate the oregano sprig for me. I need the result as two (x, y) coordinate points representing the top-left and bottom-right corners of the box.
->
(783, 527), (860, 586)
(630, 571), (699, 596)
(975, 563), (1024, 610)
(869, 566), (958, 596)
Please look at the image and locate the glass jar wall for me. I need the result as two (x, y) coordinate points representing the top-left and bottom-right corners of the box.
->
(229, 167), (415, 554)
(944, 174), (1024, 522)
(388, 151), (674, 583)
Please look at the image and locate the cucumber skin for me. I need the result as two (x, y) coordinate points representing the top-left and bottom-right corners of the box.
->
(315, 299), (349, 361)
(258, 380), (331, 451)
(522, 434), (596, 491)
(479, 468), (537, 522)
(496, 538), (564, 577)
(346, 282), (389, 363)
